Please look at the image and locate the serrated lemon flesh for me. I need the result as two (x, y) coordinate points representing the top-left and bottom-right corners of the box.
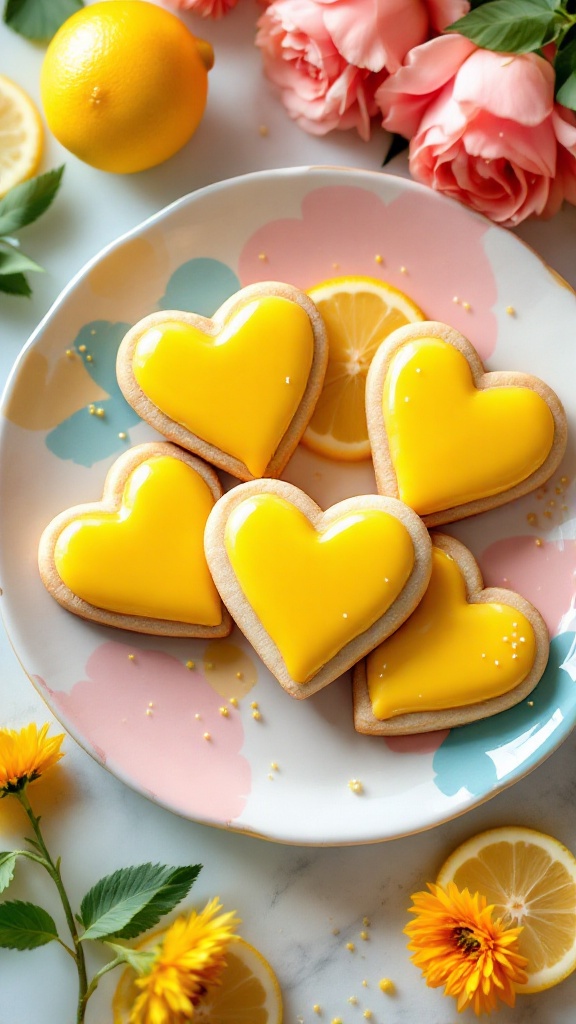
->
(0, 75), (43, 198)
(436, 825), (576, 994)
(302, 275), (425, 461)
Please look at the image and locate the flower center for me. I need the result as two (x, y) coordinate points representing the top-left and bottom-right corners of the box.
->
(453, 926), (481, 955)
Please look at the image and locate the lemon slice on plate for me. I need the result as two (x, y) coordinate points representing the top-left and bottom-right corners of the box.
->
(0, 75), (43, 198)
(112, 934), (283, 1023)
(437, 825), (576, 993)
(301, 275), (425, 461)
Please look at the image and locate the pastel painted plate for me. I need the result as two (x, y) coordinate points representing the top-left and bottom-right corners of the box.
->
(1, 167), (575, 845)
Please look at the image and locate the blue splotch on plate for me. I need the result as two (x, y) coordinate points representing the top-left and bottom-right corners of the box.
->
(46, 321), (141, 467)
(158, 258), (240, 315)
(432, 632), (576, 797)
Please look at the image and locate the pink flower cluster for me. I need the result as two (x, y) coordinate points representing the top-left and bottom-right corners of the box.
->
(377, 35), (576, 226)
(255, 0), (467, 141)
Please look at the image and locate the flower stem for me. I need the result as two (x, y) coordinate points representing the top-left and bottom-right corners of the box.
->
(16, 788), (89, 1023)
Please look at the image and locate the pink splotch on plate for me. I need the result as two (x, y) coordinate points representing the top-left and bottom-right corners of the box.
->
(478, 535), (576, 637)
(384, 730), (450, 754)
(239, 185), (498, 358)
(46, 641), (251, 821)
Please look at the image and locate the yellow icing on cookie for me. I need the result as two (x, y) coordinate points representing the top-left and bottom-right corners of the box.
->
(54, 455), (222, 625)
(382, 338), (555, 515)
(366, 546), (536, 720)
(132, 297), (315, 476)
(224, 494), (415, 683)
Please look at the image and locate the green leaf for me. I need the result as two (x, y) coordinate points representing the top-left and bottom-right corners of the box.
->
(0, 900), (58, 949)
(0, 166), (65, 237)
(4, 0), (84, 41)
(555, 38), (576, 109)
(0, 272), (31, 297)
(79, 863), (202, 942)
(0, 242), (43, 276)
(447, 0), (563, 52)
(0, 853), (19, 894)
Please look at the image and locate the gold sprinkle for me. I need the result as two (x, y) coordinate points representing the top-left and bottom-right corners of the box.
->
(148, 701), (154, 708)
(205, 661), (214, 670)
(258, 252), (267, 262)
(118, 431), (127, 440)
(374, 253), (384, 264)
(549, 499), (556, 507)
(90, 328), (96, 336)
(332, 927), (340, 935)
(252, 710), (262, 721)
(229, 696), (239, 707)
(363, 1012), (373, 1021)
(346, 942), (355, 952)
(88, 404), (96, 415)
(203, 731), (211, 741)
(544, 509), (552, 518)
(348, 995), (358, 1005)
(535, 538), (543, 547)
(556, 485), (564, 494)
(194, 714), (201, 721)
(362, 978), (368, 987)
(78, 344), (87, 352)
(219, 706), (229, 717)
(360, 930), (369, 941)
(258, 124), (269, 136)
(250, 701), (259, 709)
(186, 660), (196, 670)
(65, 348), (74, 358)
(561, 475), (569, 485)
(462, 300), (471, 311)
(527, 512), (537, 525)
(236, 671), (244, 680)
(505, 305), (516, 316)
(452, 295), (459, 304)
(348, 779), (364, 794)
(399, 265), (407, 274)
(270, 762), (279, 771)
(363, 916), (370, 927)
(528, 700), (534, 707)
(268, 774), (274, 781)
(379, 977), (395, 993)
(86, 354), (94, 363)
(95, 407), (105, 417)
(313, 1006), (322, 1015)
(332, 1019), (343, 1024)
(562, 504), (569, 511)
(128, 653), (135, 661)
(145, 708), (153, 717)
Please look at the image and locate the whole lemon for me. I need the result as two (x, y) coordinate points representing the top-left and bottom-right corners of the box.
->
(40, 1), (214, 174)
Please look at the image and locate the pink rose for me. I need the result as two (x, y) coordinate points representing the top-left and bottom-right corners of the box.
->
(165, 0), (239, 16)
(256, 0), (470, 138)
(376, 34), (576, 226)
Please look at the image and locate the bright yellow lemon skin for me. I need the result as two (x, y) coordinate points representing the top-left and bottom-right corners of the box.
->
(40, 1), (213, 174)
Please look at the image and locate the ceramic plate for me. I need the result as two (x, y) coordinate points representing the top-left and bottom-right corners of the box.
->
(1, 167), (576, 845)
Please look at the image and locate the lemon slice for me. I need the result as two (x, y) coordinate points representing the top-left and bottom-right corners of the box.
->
(436, 826), (576, 994)
(301, 275), (425, 461)
(0, 75), (43, 198)
(112, 934), (283, 1023)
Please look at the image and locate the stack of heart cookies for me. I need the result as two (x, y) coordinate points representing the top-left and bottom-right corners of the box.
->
(38, 282), (567, 735)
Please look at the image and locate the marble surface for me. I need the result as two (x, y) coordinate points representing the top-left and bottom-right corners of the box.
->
(1, 3), (576, 1022)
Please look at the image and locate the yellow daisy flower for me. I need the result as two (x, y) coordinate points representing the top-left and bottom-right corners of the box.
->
(406, 881), (528, 1016)
(0, 723), (65, 797)
(129, 898), (240, 1024)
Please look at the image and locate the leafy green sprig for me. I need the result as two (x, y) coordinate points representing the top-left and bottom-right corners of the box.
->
(0, 166), (64, 297)
(448, 0), (576, 109)
(3, 0), (83, 41)
(0, 785), (202, 1023)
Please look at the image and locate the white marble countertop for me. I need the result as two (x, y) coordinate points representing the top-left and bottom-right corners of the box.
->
(1, 4), (576, 1022)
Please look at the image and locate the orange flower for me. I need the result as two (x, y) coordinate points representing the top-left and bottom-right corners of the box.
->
(129, 898), (240, 1024)
(0, 723), (65, 797)
(406, 881), (528, 1016)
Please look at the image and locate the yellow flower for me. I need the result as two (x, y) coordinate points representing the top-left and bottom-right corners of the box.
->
(405, 881), (528, 1016)
(0, 723), (65, 797)
(129, 898), (240, 1024)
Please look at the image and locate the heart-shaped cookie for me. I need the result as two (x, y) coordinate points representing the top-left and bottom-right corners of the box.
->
(38, 442), (231, 637)
(116, 282), (328, 481)
(353, 533), (549, 735)
(366, 321), (567, 525)
(204, 480), (432, 697)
